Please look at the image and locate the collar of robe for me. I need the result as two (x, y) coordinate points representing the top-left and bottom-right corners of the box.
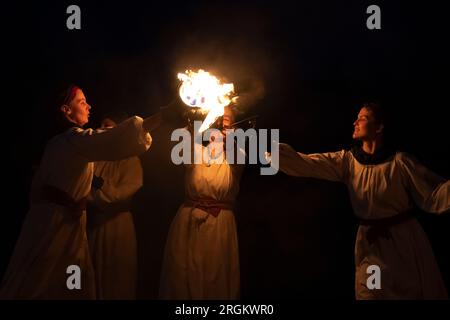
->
(350, 144), (396, 165)
(58, 119), (82, 134)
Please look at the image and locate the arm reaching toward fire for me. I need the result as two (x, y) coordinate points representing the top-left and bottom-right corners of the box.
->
(269, 143), (348, 182)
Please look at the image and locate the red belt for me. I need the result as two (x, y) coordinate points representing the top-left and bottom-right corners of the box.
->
(184, 197), (233, 217)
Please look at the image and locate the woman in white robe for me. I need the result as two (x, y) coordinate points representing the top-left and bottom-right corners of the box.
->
(159, 106), (243, 299)
(0, 85), (160, 299)
(88, 114), (144, 299)
(277, 103), (449, 299)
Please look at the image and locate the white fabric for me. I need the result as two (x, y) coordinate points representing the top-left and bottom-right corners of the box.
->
(88, 156), (143, 299)
(159, 143), (243, 299)
(278, 143), (449, 299)
(1, 117), (151, 299)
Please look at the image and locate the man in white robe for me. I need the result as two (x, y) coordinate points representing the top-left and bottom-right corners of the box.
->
(276, 103), (449, 299)
(87, 113), (143, 299)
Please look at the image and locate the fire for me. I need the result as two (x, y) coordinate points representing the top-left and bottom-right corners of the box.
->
(177, 69), (236, 132)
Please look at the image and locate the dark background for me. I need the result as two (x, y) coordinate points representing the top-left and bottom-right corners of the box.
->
(2, 0), (449, 299)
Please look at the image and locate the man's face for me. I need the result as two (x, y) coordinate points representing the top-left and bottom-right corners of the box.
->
(66, 89), (91, 126)
(352, 107), (382, 140)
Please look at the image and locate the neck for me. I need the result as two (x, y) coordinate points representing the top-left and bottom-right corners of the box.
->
(362, 137), (383, 155)
(64, 115), (82, 127)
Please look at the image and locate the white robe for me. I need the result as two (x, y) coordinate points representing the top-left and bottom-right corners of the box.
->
(0, 117), (151, 299)
(88, 156), (143, 299)
(278, 143), (449, 299)
(159, 143), (243, 299)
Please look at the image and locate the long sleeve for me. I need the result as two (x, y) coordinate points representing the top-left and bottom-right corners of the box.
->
(92, 157), (143, 212)
(398, 152), (450, 214)
(278, 143), (347, 182)
(66, 116), (152, 162)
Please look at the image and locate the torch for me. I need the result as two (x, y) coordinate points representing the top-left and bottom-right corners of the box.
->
(176, 69), (238, 133)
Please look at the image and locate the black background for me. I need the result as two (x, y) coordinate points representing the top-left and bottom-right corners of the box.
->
(2, 0), (449, 299)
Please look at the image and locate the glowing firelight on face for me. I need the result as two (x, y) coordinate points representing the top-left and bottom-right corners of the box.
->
(177, 69), (236, 132)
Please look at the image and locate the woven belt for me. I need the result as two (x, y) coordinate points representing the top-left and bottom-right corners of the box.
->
(184, 197), (233, 217)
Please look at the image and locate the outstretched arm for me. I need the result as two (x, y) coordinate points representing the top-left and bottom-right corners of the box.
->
(278, 143), (347, 182)
(399, 153), (449, 214)
(67, 116), (153, 162)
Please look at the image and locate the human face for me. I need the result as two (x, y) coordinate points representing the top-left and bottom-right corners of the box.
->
(223, 106), (235, 128)
(352, 107), (382, 141)
(63, 89), (91, 126)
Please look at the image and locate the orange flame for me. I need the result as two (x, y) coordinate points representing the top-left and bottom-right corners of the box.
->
(177, 69), (237, 132)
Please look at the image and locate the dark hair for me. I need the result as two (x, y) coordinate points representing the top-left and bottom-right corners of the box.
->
(185, 108), (207, 128)
(51, 84), (83, 135)
(361, 102), (387, 125)
(360, 102), (396, 146)
(57, 84), (81, 107)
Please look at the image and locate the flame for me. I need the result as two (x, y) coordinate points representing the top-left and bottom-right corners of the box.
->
(177, 69), (236, 132)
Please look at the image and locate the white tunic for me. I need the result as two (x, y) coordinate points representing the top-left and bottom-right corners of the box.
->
(278, 143), (449, 299)
(88, 156), (143, 299)
(0, 117), (151, 299)
(159, 142), (243, 299)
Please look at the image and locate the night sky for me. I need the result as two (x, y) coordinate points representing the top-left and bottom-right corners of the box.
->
(3, 1), (449, 299)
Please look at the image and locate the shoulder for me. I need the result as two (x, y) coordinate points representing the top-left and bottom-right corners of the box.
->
(124, 116), (144, 128)
(337, 149), (353, 167)
(322, 149), (350, 162)
(123, 156), (142, 166)
(394, 151), (418, 165)
(327, 149), (350, 160)
(46, 127), (91, 145)
(65, 126), (97, 137)
(393, 152), (429, 176)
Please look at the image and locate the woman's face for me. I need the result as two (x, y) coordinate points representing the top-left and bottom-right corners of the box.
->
(352, 107), (382, 141)
(63, 89), (91, 126)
